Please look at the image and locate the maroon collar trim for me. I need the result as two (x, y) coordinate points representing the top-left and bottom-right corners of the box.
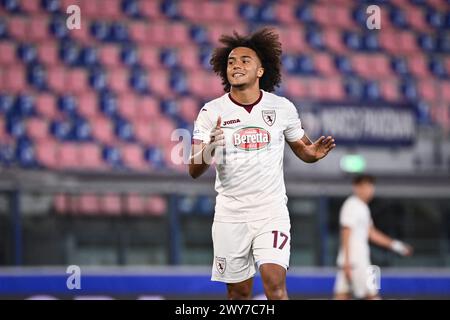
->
(228, 90), (263, 114)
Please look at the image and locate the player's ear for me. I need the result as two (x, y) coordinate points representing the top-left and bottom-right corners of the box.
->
(257, 67), (264, 78)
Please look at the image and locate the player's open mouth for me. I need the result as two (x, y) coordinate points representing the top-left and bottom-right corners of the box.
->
(233, 73), (245, 78)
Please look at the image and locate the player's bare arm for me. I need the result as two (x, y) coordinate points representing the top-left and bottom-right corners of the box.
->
(287, 134), (336, 163)
(189, 117), (224, 179)
(369, 226), (413, 256)
(341, 226), (352, 282)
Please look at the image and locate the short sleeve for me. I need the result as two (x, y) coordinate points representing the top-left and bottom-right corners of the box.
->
(192, 106), (214, 143)
(283, 99), (305, 142)
(340, 200), (358, 228)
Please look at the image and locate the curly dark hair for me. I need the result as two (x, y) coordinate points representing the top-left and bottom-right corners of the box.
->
(210, 28), (282, 93)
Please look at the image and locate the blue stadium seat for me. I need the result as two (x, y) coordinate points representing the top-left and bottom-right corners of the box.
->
(59, 40), (80, 66)
(41, 0), (61, 13)
(297, 55), (316, 75)
(50, 120), (72, 140)
(335, 56), (354, 75)
(102, 145), (122, 168)
(161, 0), (181, 20)
(122, 0), (140, 18)
(429, 57), (447, 78)
(238, 2), (259, 22)
(58, 95), (77, 115)
(144, 147), (165, 168)
(114, 118), (134, 141)
(6, 116), (26, 138)
(258, 3), (277, 24)
(0, 94), (14, 114)
(418, 33), (438, 51)
(282, 54), (298, 74)
(73, 117), (92, 141)
(177, 195), (197, 215)
(306, 28), (324, 50)
(17, 43), (38, 64)
(160, 99), (179, 118)
(295, 4), (314, 23)
(129, 67), (148, 93)
(0, 143), (15, 166)
(15, 94), (35, 117)
(400, 79), (418, 101)
(27, 64), (47, 90)
(80, 47), (99, 67)
(344, 78), (364, 100)
(160, 48), (179, 68)
(364, 81), (381, 100)
(426, 10), (444, 29)
(363, 33), (380, 51)
(189, 25), (209, 45)
(121, 45), (138, 66)
(0, 18), (8, 39)
(90, 21), (110, 42)
(110, 22), (129, 42)
(197, 196), (214, 216)
(49, 16), (69, 39)
(343, 31), (363, 51)
(99, 91), (118, 117)
(390, 7), (408, 28)
(199, 46), (213, 69)
(1, 0), (21, 13)
(169, 69), (188, 94)
(391, 57), (410, 76)
(89, 67), (107, 91)
(16, 137), (36, 168)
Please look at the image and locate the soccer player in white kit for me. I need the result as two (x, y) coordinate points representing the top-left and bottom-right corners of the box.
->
(334, 175), (413, 300)
(188, 28), (336, 300)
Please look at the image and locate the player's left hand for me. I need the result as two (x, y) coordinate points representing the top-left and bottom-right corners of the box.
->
(303, 135), (336, 161)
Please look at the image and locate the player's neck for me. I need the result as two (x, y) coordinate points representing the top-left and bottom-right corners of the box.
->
(229, 86), (261, 105)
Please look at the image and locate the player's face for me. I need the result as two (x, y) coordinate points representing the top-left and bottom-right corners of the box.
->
(227, 47), (264, 89)
(355, 182), (375, 202)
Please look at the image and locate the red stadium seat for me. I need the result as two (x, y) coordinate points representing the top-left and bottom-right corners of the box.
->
(69, 19), (92, 45)
(35, 139), (58, 169)
(155, 116), (176, 146)
(26, 118), (49, 142)
(79, 143), (106, 170)
(0, 118), (11, 143)
(134, 119), (158, 146)
(101, 193), (122, 216)
(77, 193), (100, 215)
(121, 144), (148, 171)
(66, 68), (88, 94)
(323, 29), (347, 54)
(408, 55), (430, 78)
(4, 66), (27, 93)
(407, 7), (432, 32)
(79, 0), (101, 18)
(441, 82), (450, 102)
(47, 67), (67, 94)
(58, 143), (81, 169)
(22, 0), (41, 13)
(284, 77), (308, 99)
(380, 79), (400, 102)
(274, 3), (296, 25)
(8, 17), (27, 40)
(179, 97), (200, 123)
(334, 6), (355, 29)
(28, 16), (49, 42)
(148, 69), (171, 97)
(97, 0), (121, 19)
(0, 41), (16, 65)
(140, 0), (163, 19)
(129, 22), (148, 44)
(147, 23), (170, 46)
(36, 94), (59, 120)
(99, 45), (120, 67)
(418, 81), (438, 102)
(78, 92), (98, 119)
(125, 193), (145, 216)
(109, 68), (129, 94)
(145, 195), (167, 216)
(217, 1), (239, 24)
(140, 46), (161, 69)
(314, 53), (337, 76)
(118, 93), (138, 121)
(178, 0), (197, 21)
(167, 23), (190, 46)
(90, 116), (115, 144)
(38, 42), (59, 66)
(54, 194), (68, 215)
(178, 46), (200, 70)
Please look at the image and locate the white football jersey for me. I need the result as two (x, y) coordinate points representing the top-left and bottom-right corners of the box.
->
(192, 90), (304, 223)
(337, 195), (373, 266)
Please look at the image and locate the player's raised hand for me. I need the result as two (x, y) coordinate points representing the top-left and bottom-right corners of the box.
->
(208, 116), (225, 149)
(296, 135), (336, 162)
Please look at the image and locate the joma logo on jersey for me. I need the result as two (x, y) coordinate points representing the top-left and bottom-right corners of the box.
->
(223, 119), (241, 126)
(233, 127), (271, 151)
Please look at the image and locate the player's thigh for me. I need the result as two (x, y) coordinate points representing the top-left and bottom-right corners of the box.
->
(352, 265), (379, 299)
(211, 221), (255, 283)
(252, 217), (291, 270)
(333, 270), (351, 298)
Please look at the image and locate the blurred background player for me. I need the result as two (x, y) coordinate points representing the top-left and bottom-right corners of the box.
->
(189, 28), (335, 300)
(334, 174), (413, 300)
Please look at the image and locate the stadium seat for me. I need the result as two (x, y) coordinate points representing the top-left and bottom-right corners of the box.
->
(8, 16), (27, 40)
(125, 193), (145, 216)
(66, 69), (88, 94)
(35, 94), (59, 120)
(102, 145), (122, 168)
(58, 143), (80, 169)
(100, 193), (122, 216)
(38, 42), (58, 66)
(90, 116), (115, 144)
(77, 92), (98, 119)
(109, 68), (129, 94)
(26, 118), (48, 142)
(0, 41), (16, 65)
(79, 143), (106, 170)
(77, 193), (100, 215)
(146, 195), (167, 216)
(121, 144), (148, 171)
(50, 119), (72, 142)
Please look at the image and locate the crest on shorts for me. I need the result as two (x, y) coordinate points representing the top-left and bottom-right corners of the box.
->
(215, 256), (226, 274)
(262, 110), (276, 126)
